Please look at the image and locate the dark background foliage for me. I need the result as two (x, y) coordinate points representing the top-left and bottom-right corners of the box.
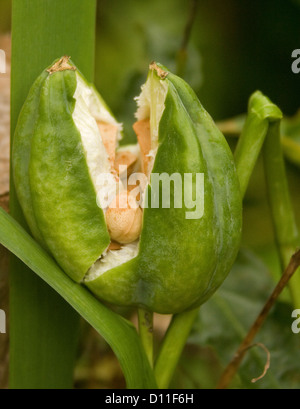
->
(95, 0), (300, 134)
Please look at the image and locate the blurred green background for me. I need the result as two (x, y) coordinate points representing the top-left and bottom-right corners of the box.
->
(94, 0), (300, 144)
(1, 0), (300, 389)
(95, 0), (300, 128)
(2, 0), (300, 132)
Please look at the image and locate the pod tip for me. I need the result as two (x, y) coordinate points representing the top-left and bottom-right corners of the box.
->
(47, 56), (76, 75)
(149, 62), (168, 79)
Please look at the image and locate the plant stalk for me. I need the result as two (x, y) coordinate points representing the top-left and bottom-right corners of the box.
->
(234, 112), (269, 198)
(263, 122), (300, 308)
(154, 309), (198, 389)
(217, 249), (300, 389)
(10, 0), (97, 388)
(138, 309), (154, 368)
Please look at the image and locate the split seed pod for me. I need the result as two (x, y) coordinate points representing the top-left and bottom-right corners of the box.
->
(13, 56), (122, 282)
(13, 58), (242, 314)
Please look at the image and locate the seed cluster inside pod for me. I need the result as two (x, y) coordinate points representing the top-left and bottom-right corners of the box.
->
(97, 117), (152, 247)
(85, 66), (167, 278)
(88, 115), (150, 275)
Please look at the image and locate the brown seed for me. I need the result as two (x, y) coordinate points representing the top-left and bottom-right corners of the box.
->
(105, 191), (143, 244)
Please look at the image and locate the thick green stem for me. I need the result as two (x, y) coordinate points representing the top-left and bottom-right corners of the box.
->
(154, 309), (198, 389)
(10, 0), (97, 389)
(263, 122), (300, 308)
(234, 115), (268, 198)
(236, 93), (300, 307)
(138, 309), (154, 368)
(234, 92), (283, 198)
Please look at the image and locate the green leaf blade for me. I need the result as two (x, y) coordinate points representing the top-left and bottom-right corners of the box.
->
(10, 0), (96, 389)
(0, 208), (156, 389)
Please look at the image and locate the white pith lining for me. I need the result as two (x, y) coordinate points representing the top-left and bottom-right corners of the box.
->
(86, 242), (140, 281)
(74, 71), (167, 281)
(135, 72), (167, 176)
(73, 73), (121, 213)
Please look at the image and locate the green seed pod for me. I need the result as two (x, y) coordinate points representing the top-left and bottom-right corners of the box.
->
(13, 56), (122, 282)
(13, 58), (242, 314)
